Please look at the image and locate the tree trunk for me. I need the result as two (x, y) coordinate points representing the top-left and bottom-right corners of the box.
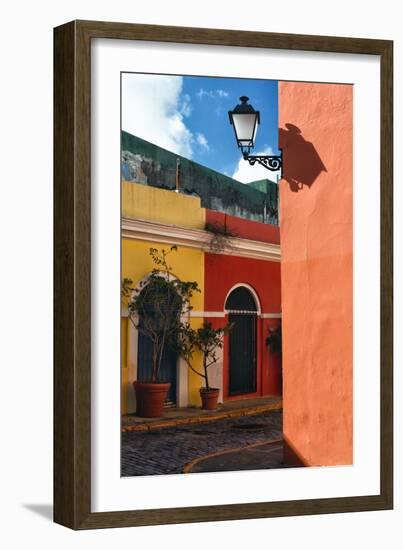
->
(204, 356), (209, 390)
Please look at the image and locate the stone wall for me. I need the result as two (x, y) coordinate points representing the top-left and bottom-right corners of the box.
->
(122, 131), (278, 225)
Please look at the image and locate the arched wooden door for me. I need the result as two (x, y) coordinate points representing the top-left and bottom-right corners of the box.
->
(136, 280), (179, 406)
(225, 286), (258, 396)
(137, 327), (177, 405)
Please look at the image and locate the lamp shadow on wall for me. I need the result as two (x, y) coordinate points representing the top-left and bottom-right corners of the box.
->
(279, 123), (327, 192)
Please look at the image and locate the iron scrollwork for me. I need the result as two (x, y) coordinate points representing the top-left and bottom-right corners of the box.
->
(245, 154), (283, 174)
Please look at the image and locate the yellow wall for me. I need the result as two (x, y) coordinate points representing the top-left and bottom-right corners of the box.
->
(122, 238), (205, 408)
(122, 239), (204, 310)
(122, 180), (205, 229)
(121, 317), (128, 414)
(121, 182), (206, 410)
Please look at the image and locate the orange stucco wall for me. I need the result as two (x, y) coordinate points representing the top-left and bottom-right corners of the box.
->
(279, 82), (353, 466)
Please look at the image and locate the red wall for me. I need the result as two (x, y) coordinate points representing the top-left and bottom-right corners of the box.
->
(204, 252), (282, 399)
(204, 254), (281, 313)
(279, 82), (353, 466)
(206, 210), (280, 245)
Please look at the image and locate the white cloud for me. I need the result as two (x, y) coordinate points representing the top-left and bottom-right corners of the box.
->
(197, 88), (229, 100)
(196, 132), (209, 151)
(180, 93), (192, 117)
(197, 89), (210, 100)
(232, 147), (281, 183)
(122, 74), (193, 157)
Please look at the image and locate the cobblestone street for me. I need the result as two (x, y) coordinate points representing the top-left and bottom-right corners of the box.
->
(122, 410), (283, 476)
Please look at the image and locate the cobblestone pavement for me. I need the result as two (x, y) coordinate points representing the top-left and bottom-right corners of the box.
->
(189, 440), (284, 473)
(121, 410), (283, 476)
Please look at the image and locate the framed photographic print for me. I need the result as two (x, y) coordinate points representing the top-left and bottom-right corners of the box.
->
(54, 20), (393, 529)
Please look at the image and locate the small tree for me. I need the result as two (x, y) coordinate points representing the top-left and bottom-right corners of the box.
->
(122, 246), (200, 383)
(177, 321), (233, 390)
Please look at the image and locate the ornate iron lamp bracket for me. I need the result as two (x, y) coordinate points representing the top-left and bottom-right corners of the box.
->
(243, 150), (283, 177)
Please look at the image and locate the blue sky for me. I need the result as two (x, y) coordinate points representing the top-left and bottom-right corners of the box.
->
(122, 73), (280, 183)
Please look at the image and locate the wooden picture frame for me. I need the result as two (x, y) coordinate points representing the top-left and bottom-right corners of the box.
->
(54, 20), (393, 529)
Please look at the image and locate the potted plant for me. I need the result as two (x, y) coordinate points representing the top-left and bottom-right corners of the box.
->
(122, 246), (200, 417)
(266, 324), (283, 395)
(177, 320), (233, 410)
(266, 325), (282, 355)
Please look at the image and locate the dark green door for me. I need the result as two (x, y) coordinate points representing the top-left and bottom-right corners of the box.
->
(225, 286), (258, 396)
(136, 278), (179, 406)
(137, 331), (177, 405)
(228, 312), (257, 395)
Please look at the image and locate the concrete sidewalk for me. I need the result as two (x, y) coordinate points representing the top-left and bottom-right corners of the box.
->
(122, 396), (282, 432)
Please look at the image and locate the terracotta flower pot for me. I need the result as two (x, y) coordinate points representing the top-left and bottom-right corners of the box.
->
(133, 381), (171, 418)
(199, 387), (220, 410)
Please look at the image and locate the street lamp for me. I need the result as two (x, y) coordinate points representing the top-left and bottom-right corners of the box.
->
(228, 96), (282, 176)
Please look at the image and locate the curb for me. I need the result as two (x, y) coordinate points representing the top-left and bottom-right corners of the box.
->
(122, 401), (282, 433)
(182, 437), (284, 473)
